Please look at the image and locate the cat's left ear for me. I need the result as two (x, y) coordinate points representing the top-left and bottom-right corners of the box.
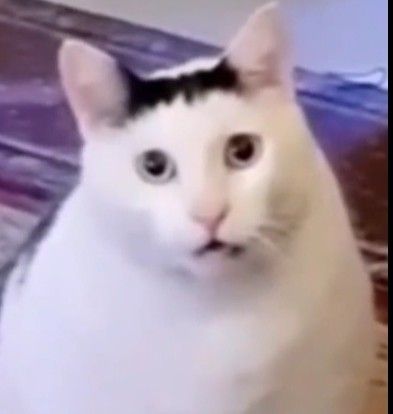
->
(59, 39), (128, 130)
(225, 2), (293, 97)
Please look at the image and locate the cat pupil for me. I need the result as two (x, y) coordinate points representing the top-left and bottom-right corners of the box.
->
(144, 150), (167, 176)
(226, 133), (260, 169)
(136, 149), (176, 184)
(232, 135), (254, 161)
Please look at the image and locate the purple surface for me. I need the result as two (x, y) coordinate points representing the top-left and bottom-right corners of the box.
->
(0, 0), (388, 318)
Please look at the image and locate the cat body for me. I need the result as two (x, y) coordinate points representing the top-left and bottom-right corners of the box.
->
(0, 4), (374, 414)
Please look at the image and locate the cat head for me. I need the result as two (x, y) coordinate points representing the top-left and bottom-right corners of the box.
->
(59, 3), (314, 279)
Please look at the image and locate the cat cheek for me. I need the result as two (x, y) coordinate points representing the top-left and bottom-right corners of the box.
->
(220, 211), (256, 243)
(177, 222), (209, 251)
(151, 215), (201, 252)
(218, 219), (243, 244)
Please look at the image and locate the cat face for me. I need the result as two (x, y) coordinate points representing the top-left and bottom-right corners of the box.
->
(59, 3), (313, 278)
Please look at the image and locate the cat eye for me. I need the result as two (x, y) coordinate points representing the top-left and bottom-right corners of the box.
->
(136, 150), (176, 184)
(225, 133), (261, 169)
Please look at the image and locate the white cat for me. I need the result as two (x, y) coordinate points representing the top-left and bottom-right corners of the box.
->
(0, 3), (375, 414)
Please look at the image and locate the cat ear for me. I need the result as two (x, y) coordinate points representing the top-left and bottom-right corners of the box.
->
(58, 39), (129, 130)
(225, 2), (293, 95)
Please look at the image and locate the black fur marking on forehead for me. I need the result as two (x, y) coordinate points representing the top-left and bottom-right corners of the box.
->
(122, 59), (239, 116)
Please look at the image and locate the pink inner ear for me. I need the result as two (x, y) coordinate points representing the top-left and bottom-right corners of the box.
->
(59, 39), (128, 129)
(225, 3), (292, 92)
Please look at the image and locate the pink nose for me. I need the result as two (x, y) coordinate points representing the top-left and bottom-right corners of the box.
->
(192, 208), (228, 235)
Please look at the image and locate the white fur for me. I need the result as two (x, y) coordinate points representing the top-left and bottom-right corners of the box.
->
(0, 3), (374, 414)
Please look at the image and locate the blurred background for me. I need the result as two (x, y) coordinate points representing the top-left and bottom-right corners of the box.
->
(49, 0), (388, 86)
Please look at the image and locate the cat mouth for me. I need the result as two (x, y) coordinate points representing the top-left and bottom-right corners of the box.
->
(195, 239), (245, 257)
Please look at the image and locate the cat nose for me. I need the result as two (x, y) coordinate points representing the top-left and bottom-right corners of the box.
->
(192, 207), (228, 235)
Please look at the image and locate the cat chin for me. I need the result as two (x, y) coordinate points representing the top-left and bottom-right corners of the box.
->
(170, 248), (256, 281)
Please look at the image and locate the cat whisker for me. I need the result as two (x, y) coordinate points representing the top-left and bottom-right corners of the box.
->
(249, 230), (283, 258)
(258, 221), (291, 239)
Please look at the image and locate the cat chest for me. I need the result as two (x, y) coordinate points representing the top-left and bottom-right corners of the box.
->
(69, 310), (275, 413)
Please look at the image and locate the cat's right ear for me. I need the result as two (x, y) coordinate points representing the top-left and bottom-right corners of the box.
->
(59, 40), (129, 131)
